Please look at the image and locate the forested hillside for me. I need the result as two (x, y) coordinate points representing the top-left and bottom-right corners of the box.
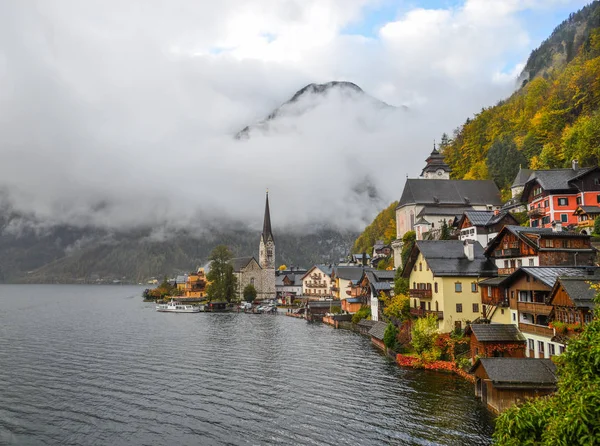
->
(443, 1), (600, 192)
(352, 201), (397, 254)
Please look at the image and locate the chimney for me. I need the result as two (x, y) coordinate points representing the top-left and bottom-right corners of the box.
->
(551, 221), (562, 232)
(572, 159), (579, 171)
(463, 240), (475, 261)
(494, 209), (500, 216)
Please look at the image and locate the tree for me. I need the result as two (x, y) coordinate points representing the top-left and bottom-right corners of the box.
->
(400, 231), (416, 268)
(206, 245), (238, 303)
(440, 220), (451, 240)
(243, 284), (257, 302)
(383, 322), (398, 350)
(493, 289), (600, 445)
(411, 314), (439, 355)
(594, 216), (600, 235)
(486, 136), (528, 189)
(384, 293), (410, 322)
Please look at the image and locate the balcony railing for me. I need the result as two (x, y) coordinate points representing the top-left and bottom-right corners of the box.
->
(409, 289), (432, 298)
(494, 248), (520, 258)
(517, 301), (552, 316)
(482, 296), (509, 307)
(498, 267), (516, 275)
(528, 208), (546, 218)
(578, 220), (594, 228)
(519, 322), (554, 337)
(410, 308), (443, 320)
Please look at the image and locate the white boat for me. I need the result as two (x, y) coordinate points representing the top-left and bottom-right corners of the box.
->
(156, 299), (201, 313)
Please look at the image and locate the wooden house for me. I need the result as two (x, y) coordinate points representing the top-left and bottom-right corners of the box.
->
(356, 319), (376, 335)
(470, 358), (557, 413)
(367, 321), (388, 351)
(466, 324), (526, 363)
(549, 272), (599, 331)
(454, 210), (518, 248)
(573, 206), (600, 234)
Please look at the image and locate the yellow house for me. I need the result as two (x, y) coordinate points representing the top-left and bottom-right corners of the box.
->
(402, 240), (498, 333)
(332, 266), (365, 300)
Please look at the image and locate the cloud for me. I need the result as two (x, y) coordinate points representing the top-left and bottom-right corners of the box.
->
(0, 0), (578, 232)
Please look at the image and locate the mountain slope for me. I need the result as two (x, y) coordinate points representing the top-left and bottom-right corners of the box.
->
(441, 0), (600, 190)
(236, 81), (400, 139)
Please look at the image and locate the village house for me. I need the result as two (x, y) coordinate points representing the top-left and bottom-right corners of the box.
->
(548, 272), (600, 333)
(454, 210), (518, 248)
(470, 358), (557, 414)
(484, 225), (595, 276)
(479, 276), (512, 324)
(367, 321), (388, 351)
(372, 240), (392, 268)
(392, 147), (502, 268)
(501, 266), (597, 358)
(402, 240), (497, 333)
(347, 269), (395, 320)
(302, 265), (334, 299)
(466, 324), (526, 363)
(572, 205), (600, 234)
(275, 268), (307, 305)
(502, 167), (532, 213)
(520, 161), (600, 229)
(180, 268), (209, 298)
(332, 265), (365, 312)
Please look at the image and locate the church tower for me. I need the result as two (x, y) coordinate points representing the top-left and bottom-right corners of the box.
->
(420, 142), (451, 179)
(259, 191), (275, 269)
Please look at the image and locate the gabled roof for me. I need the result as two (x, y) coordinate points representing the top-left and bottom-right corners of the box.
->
(467, 324), (526, 343)
(573, 205), (600, 215)
(403, 240), (497, 278)
(397, 179), (502, 208)
(301, 264), (334, 279)
(511, 168), (533, 188)
(521, 167), (600, 198)
(470, 358), (557, 387)
(357, 319), (377, 329)
(457, 210), (518, 228)
(501, 266), (598, 288)
(361, 269), (395, 294)
(417, 206), (474, 217)
(334, 266), (365, 282)
(550, 274), (600, 310)
(231, 257), (258, 272)
(368, 321), (388, 340)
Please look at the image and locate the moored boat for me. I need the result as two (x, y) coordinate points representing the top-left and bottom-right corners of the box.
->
(156, 299), (201, 313)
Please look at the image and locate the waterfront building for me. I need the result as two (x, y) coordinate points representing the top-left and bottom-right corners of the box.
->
(471, 358), (557, 414)
(182, 268), (208, 298)
(484, 225), (595, 276)
(367, 321), (388, 351)
(332, 265), (364, 300)
(275, 267), (307, 304)
(520, 161), (600, 229)
(548, 273), (600, 330)
(347, 269), (395, 321)
(392, 147), (502, 268)
(465, 324), (526, 363)
(301, 265), (334, 298)
(402, 240), (497, 333)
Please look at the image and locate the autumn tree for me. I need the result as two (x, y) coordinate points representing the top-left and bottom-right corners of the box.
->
(206, 245), (238, 303)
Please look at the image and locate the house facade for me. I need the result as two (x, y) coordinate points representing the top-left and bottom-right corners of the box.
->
(549, 273), (599, 329)
(302, 265), (334, 298)
(466, 324), (526, 362)
(455, 210), (518, 248)
(402, 240), (497, 333)
(275, 268), (307, 304)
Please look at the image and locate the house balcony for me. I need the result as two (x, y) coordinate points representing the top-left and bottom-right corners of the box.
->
(498, 267), (516, 275)
(482, 296), (509, 307)
(519, 322), (554, 337)
(578, 220), (594, 228)
(527, 208), (546, 218)
(330, 286), (339, 292)
(409, 289), (432, 299)
(494, 248), (520, 258)
(307, 282), (326, 288)
(517, 301), (552, 316)
(410, 308), (443, 320)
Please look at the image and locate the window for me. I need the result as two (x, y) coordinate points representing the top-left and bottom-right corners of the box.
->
(597, 194), (600, 204)
(533, 187), (542, 196)
(576, 196), (582, 205)
(455, 282), (462, 293)
(517, 259), (522, 267)
(250, 278), (255, 285)
(419, 262), (422, 271)
(559, 346), (565, 354)
(562, 239), (569, 248)
(532, 219), (539, 227)
(544, 199), (549, 208)
(538, 341), (545, 355)
(427, 302), (431, 311)
(471, 282), (478, 293)
(529, 258), (535, 266)
(504, 260), (509, 268)
(549, 344), (555, 356)
(560, 213), (568, 223)
(426, 263), (429, 271)
(542, 216), (550, 225)
(434, 282), (438, 293)
(487, 286), (492, 295)
(414, 265), (417, 271)
(513, 312), (517, 321)
(557, 197), (568, 206)
(528, 339), (534, 354)
(595, 178), (600, 185)
(456, 303), (463, 313)
(526, 274), (530, 282)
(472, 303), (479, 313)
(413, 282), (416, 289)
(511, 290), (515, 299)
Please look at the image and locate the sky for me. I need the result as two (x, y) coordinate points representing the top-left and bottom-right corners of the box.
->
(0, 0), (592, 234)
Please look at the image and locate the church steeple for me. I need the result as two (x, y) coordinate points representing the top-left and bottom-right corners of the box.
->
(262, 191), (274, 243)
(420, 141), (451, 179)
(259, 191), (275, 270)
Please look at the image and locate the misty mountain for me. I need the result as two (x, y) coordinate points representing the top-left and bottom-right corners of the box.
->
(0, 208), (357, 283)
(235, 81), (402, 139)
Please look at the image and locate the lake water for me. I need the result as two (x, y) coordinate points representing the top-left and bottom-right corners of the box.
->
(0, 285), (494, 445)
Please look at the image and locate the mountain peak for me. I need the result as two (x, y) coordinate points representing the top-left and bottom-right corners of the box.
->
(288, 81), (364, 103)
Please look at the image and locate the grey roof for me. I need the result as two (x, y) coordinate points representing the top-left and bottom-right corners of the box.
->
(517, 266), (598, 288)
(262, 192), (275, 243)
(368, 321), (389, 340)
(364, 270), (395, 293)
(410, 240), (497, 277)
(304, 264), (334, 278)
(421, 147), (452, 175)
(479, 276), (506, 286)
(460, 210), (516, 227)
(554, 275), (600, 310)
(276, 273), (300, 287)
(398, 179), (502, 208)
(417, 206), (475, 217)
(511, 168), (533, 188)
(486, 225), (593, 256)
(472, 358), (557, 386)
(231, 257), (256, 272)
(525, 167), (595, 192)
(469, 324), (526, 342)
(576, 206), (600, 214)
(334, 266), (365, 281)
(176, 275), (188, 284)
(357, 319), (377, 329)
(415, 217), (431, 225)
(373, 240), (385, 250)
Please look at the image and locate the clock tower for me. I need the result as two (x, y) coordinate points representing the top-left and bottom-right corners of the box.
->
(420, 142), (451, 179)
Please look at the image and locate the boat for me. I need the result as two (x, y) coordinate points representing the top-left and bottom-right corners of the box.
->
(156, 299), (201, 313)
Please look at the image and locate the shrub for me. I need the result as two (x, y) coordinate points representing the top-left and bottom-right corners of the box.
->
(383, 322), (398, 350)
(352, 306), (371, 324)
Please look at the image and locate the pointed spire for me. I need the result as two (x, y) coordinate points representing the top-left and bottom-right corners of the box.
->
(262, 190), (274, 242)
(432, 139), (438, 154)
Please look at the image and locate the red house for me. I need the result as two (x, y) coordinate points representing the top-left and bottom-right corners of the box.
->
(520, 162), (600, 229)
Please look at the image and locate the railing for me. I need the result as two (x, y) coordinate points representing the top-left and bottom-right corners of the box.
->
(409, 289), (432, 298)
(482, 296), (509, 307)
(517, 301), (552, 316)
(519, 322), (554, 337)
(410, 308), (443, 320)
(578, 220), (594, 228)
(498, 267), (516, 275)
(494, 248), (520, 258)
(307, 282), (327, 288)
(528, 208), (546, 218)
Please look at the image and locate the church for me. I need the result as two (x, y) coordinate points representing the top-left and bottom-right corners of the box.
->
(392, 145), (503, 268)
(231, 192), (276, 301)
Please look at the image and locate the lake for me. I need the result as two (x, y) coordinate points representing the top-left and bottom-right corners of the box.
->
(0, 285), (494, 445)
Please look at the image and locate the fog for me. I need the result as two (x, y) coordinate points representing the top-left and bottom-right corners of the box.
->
(0, 0), (577, 234)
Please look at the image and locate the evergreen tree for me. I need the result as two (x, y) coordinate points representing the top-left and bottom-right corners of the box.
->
(206, 245), (238, 303)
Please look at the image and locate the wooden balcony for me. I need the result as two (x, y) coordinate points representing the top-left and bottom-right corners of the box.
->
(578, 220), (594, 228)
(519, 322), (554, 337)
(517, 301), (552, 316)
(494, 248), (520, 258)
(528, 208), (546, 218)
(410, 308), (443, 320)
(498, 267), (516, 275)
(409, 289), (432, 299)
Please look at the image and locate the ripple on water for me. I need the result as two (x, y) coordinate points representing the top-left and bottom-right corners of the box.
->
(0, 285), (494, 445)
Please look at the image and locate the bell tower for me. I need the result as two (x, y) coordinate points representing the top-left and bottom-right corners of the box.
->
(421, 141), (451, 179)
(259, 191), (275, 270)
